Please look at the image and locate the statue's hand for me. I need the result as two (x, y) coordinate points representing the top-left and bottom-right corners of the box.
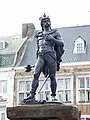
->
(45, 35), (54, 41)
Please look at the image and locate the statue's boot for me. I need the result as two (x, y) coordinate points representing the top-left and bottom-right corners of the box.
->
(26, 91), (35, 100)
(26, 77), (39, 100)
(21, 75), (39, 104)
(51, 96), (58, 101)
(21, 92), (35, 104)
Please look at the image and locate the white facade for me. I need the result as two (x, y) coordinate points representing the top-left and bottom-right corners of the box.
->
(1, 66), (88, 120)
(16, 65), (90, 120)
(0, 68), (15, 120)
(16, 73), (74, 105)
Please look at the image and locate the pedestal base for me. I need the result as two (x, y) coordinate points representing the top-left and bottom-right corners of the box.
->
(7, 103), (81, 120)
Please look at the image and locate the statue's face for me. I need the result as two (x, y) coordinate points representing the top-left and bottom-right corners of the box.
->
(41, 18), (51, 29)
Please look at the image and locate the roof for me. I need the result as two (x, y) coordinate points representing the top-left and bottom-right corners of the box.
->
(19, 25), (90, 66)
(0, 35), (26, 67)
(58, 25), (90, 63)
(0, 24), (89, 68)
(20, 38), (37, 66)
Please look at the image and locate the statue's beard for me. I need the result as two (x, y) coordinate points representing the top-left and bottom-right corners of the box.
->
(45, 23), (50, 28)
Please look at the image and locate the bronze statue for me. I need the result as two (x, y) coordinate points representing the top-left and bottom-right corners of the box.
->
(23, 13), (64, 104)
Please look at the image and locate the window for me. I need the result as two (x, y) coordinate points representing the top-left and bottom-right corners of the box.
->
(79, 90), (85, 101)
(77, 76), (90, 102)
(13, 36), (19, 40)
(18, 79), (31, 104)
(86, 77), (90, 88)
(79, 77), (85, 88)
(58, 91), (64, 101)
(81, 116), (90, 120)
(58, 79), (63, 90)
(45, 91), (50, 101)
(0, 40), (5, 49)
(38, 92), (43, 100)
(45, 81), (50, 91)
(77, 43), (83, 52)
(86, 90), (90, 101)
(0, 81), (7, 94)
(37, 79), (50, 101)
(19, 81), (25, 91)
(19, 93), (24, 103)
(57, 77), (72, 103)
(0, 106), (6, 120)
(26, 81), (31, 91)
(37, 80), (44, 95)
(73, 36), (86, 53)
(44, 80), (51, 101)
(1, 113), (5, 120)
(19, 81), (31, 92)
(65, 78), (71, 89)
(65, 90), (71, 101)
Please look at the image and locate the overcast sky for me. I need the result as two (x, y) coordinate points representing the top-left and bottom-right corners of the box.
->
(0, 0), (90, 36)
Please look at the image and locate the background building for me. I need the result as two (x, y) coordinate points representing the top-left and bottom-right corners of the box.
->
(18, 24), (90, 120)
(0, 68), (15, 120)
(0, 34), (27, 120)
(0, 24), (90, 120)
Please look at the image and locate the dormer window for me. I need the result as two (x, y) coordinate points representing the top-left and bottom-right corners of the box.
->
(73, 36), (86, 54)
(13, 36), (19, 40)
(0, 40), (5, 49)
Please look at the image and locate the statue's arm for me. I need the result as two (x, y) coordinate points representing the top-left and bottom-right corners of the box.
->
(36, 39), (39, 58)
(53, 31), (64, 47)
(46, 31), (64, 47)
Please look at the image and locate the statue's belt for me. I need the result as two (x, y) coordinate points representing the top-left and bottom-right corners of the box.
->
(38, 52), (59, 64)
(38, 52), (55, 56)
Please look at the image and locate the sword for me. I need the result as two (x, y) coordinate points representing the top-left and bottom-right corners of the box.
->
(38, 74), (49, 93)
(25, 64), (50, 93)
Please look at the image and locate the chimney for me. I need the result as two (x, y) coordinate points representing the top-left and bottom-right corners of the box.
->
(22, 23), (35, 38)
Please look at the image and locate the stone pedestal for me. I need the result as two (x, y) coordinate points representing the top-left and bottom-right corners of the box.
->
(7, 103), (81, 120)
